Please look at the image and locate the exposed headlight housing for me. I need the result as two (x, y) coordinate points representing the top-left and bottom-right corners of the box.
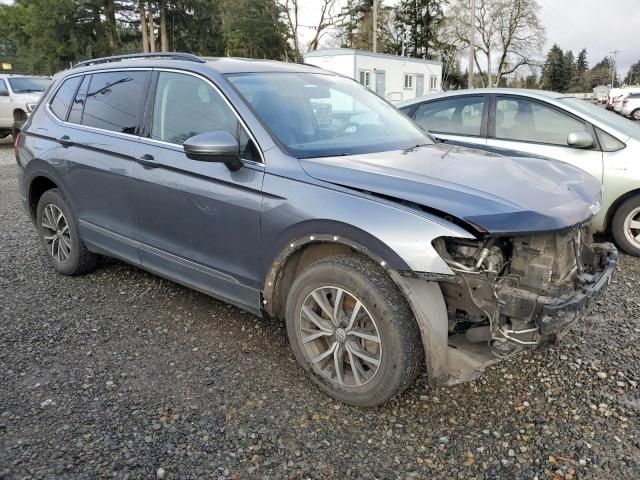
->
(25, 102), (37, 113)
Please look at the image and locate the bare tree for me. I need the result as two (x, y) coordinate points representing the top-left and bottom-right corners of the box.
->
(446, 0), (545, 87)
(139, 1), (150, 53)
(278, 0), (300, 60)
(159, 0), (169, 52)
(307, 0), (338, 52)
(147, 1), (156, 52)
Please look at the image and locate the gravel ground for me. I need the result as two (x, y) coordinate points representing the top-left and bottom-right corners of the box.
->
(1, 139), (639, 479)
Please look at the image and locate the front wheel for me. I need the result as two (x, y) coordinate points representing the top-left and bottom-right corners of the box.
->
(612, 195), (640, 256)
(285, 255), (424, 407)
(632, 109), (640, 121)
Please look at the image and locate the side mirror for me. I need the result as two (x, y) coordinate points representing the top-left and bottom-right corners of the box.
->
(183, 130), (243, 171)
(567, 131), (594, 149)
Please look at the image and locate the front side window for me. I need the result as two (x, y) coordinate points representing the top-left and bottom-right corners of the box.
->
(227, 72), (431, 159)
(414, 96), (485, 136)
(404, 74), (413, 89)
(7, 77), (50, 93)
(495, 97), (587, 146)
(49, 76), (82, 120)
(151, 72), (259, 161)
(82, 71), (150, 135)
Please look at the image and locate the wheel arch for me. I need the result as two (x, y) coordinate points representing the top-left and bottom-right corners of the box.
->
(24, 162), (72, 222)
(604, 187), (640, 233)
(13, 108), (28, 122)
(261, 221), (412, 320)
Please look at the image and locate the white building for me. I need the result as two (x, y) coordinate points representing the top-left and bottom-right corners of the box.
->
(303, 48), (443, 104)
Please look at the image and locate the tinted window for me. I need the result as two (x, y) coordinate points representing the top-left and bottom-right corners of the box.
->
(496, 97), (587, 145)
(50, 76), (82, 120)
(414, 96), (485, 136)
(82, 71), (149, 134)
(67, 75), (90, 124)
(596, 127), (625, 152)
(0, 80), (8, 96)
(151, 72), (259, 161)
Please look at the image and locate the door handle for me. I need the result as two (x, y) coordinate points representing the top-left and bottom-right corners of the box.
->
(58, 135), (73, 147)
(136, 153), (160, 168)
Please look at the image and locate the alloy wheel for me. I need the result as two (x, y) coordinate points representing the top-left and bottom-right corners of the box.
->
(41, 204), (72, 263)
(624, 206), (640, 249)
(634, 109), (640, 121)
(299, 286), (382, 387)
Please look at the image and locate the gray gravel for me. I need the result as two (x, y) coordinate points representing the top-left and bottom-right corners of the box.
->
(1, 140), (639, 479)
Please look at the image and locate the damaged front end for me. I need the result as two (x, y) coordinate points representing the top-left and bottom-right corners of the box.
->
(434, 228), (617, 359)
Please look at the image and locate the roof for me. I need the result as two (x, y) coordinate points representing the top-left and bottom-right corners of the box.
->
(304, 48), (442, 66)
(66, 54), (327, 76)
(397, 88), (565, 107)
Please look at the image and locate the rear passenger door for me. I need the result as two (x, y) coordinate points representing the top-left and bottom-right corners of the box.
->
(131, 70), (265, 311)
(44, 69), (151, 264)
(411, 95), (488, 149)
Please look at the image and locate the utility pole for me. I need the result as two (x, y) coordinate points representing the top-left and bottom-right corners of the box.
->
(372, 0), (378, 53)
(467, 0), (476, 89)
(609, 50), (620, 87)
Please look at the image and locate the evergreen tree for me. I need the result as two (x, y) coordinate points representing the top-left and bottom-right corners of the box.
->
(541, 44), (567, 92)
(590, 56), (615, 87)
(563, 49), (576, 90)
(393, 0), (447, 59)
(624, 60), (640, 86)
(575, 48), (588, 76)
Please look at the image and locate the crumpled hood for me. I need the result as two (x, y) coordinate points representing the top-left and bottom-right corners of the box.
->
(299, 143), (602, 235)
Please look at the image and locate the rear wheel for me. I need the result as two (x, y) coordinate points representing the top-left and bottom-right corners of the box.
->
(632, 109), (640, 121)
(612, 195), (640, 256)
(36, 189), (99, 275)
(285, 254), (424, 407)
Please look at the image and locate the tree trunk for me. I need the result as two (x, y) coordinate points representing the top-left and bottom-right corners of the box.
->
(159, 0), (169, 52)
(147, 1), (156, 52)
(139, 1), (149, 53)
(105, 0), (118, 54)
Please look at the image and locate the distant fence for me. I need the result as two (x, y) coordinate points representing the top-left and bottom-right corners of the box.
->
(1, 58), (73, 77)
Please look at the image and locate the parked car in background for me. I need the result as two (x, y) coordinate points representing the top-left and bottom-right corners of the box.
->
(621, 92), (640, 120)
(16, 55), (616, 406)
(399, 89), (640, 256)
(0, 74), (51, 139)
(606, 88), (625, 110)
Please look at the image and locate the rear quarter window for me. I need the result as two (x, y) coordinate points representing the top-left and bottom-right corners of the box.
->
(49, 76), (82, 120)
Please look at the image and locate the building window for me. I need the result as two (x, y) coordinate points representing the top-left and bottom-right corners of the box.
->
(430, 75), (437, 90)
(359, 70), (371, 88)
(404, 74), (413, 89)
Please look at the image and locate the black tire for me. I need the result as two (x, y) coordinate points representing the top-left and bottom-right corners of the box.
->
(36, 189), (99, 275)
(285, 254), (424, 407)
(611, 195), (640, 256)
(0, 130), (10, 139)
(632, 109), (640, 121)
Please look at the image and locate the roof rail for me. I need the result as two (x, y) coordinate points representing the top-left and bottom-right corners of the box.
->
(73, 52), (205, 69)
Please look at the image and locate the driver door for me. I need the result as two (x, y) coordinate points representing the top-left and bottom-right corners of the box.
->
(131, 70), (265, 311)
(485, 96), (603, 182)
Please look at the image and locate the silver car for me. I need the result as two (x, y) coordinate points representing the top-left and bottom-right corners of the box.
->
(400, 89), (640, 256)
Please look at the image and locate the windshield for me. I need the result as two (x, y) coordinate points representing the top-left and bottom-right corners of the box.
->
(559, 97), (640, 140)
(8, 77), (50, 93)
(227, 72), (432, 158)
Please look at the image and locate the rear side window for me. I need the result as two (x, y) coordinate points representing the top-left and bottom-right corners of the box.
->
(82, 71), (150, 135)
(50, 76), (82, 120)
(67, 75), (90, 124)
(414, 96), (485, 136)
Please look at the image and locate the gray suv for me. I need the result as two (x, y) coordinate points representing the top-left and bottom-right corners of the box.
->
(16, 53), (617, 406)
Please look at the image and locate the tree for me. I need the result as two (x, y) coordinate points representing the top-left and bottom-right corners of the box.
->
(446, 0), (545, 87)
(563, 49), (575, 91)
(591, 56), (615, 87)
(576, 48), (588, 76)
(624, 60), (640, 86)
(393, 0), (447, 59)
(541, 44), (567, 92)
(307, 0), (339, 52)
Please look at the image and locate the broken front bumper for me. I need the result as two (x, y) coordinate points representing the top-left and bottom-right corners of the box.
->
(538, 244), (618, 336)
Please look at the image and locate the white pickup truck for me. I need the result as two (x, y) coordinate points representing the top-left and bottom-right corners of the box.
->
(0, 74), (51, 139)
